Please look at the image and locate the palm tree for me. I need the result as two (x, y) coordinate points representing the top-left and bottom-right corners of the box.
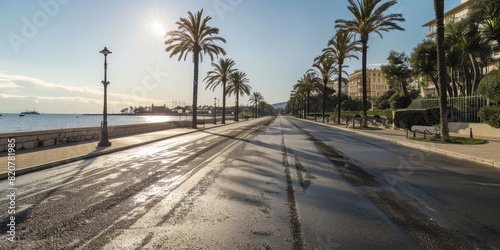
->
(165, 9), (226, 129)
(321, 30), (360, 123)
(336, 0), (405, 127)
(289, 90), (303, 117)
(445, 43), (464, 97)
(249, 92), (264, 118)
(204, 58), (237, 124)
(293, 73), (321, 118)
(446, 21), (491, 95)
(410, 40), (440, 95)
(469, 0), (500, 46)
(380, 51), (412, 104)
(435, 0), (450, 141)
(227, 71), (252, 121)
(483, 18), (500, 47)
(312, 56), (337, 123)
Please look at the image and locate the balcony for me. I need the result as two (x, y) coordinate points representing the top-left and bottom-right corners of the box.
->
(425, 29), (437, 38)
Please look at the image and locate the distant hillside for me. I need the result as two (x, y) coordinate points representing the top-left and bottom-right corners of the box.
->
(271, 101), (287, 109)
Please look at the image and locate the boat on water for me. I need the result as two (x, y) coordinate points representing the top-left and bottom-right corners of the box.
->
(19, 114), (25, 117)
(21, 108), (41, 115)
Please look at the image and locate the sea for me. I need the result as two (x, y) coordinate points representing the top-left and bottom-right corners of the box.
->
(0, 113), (215, 133)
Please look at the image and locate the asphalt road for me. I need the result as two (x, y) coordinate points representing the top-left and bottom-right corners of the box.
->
(1, 116), (499, 249)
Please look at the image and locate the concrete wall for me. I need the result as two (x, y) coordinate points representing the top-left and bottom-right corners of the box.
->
(0, 119), (218, 152)
(449, 122), (500, 138)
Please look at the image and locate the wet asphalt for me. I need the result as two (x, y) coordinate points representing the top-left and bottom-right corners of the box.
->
(1, 116), (499, 249)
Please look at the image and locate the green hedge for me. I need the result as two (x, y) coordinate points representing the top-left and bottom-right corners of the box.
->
(327, 109), (393, 118)
(479, 106), (500, 128)
(394, 110), (428, 130)
(423, 108), (440, 126)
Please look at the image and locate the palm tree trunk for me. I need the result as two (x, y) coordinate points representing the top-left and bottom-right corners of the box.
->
(337, 64), (343, 124)
(307, 90), (310, 118)
(235, 93), (239, 121)
(470, 54), (481, 93)
(463, 64), (472, 95)
(428, 73), (440, 96)
(222, 81), (226, 124)
(435, 0), (450, 141)
(303, 97), (306, 119)
(362, 37), (368, 127)
(451, 68), (458, 97)
(401, 80), (411, 106)
(322, 79), (327, 123)
(192, 51), (199, 129)
(444, 73), (453, 97)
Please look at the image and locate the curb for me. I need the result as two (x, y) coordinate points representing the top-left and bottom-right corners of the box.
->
(0, 120), (253, 179)
(291, 117), (499, 169)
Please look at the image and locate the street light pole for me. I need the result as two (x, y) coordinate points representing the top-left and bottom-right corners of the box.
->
(214, 97), (217, 125)
(98, 47), (112, 147)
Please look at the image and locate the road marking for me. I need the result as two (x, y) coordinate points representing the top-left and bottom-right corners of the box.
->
(278, 117), (305, 250)
(81, 119), (271, 249)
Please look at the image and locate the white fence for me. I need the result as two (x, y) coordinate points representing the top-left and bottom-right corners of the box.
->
(407, 95), (488, 123)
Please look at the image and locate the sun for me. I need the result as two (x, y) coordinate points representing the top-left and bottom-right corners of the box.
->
(150, 21), (165, 36)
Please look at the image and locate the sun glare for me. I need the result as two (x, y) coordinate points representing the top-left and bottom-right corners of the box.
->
(151, 21), (166, 36)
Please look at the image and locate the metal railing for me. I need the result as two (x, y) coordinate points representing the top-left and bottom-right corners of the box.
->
(407, 95), (488, 123)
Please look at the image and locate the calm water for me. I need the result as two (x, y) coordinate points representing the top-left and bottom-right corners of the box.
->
(0, 113), (210, 133)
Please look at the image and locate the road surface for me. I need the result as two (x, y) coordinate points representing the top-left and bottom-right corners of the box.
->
(1, 116), (499, 249)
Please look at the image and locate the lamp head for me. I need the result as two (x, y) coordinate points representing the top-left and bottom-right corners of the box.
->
(100, 47), (112, 56)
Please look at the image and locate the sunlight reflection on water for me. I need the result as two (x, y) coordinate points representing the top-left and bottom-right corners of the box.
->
(0, 113), (214, 133)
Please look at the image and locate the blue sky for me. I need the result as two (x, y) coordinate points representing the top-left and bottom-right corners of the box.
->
(0, 0), (460, 114)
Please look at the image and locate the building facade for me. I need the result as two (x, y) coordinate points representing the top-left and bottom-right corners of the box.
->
(422, 0), (500, 96)
(326, 80), (349, 96)
(348, 69), (392, 104)
(151, 103), (167, 113)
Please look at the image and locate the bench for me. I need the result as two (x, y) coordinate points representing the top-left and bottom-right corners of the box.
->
(409, 125), (440, 139)
(370, 115), (390, 128)
(345, 115), (363, 128)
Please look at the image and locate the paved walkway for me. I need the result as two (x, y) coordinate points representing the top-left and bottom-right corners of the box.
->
(298, 118), (500, 169)
(0, 120), (240, 178)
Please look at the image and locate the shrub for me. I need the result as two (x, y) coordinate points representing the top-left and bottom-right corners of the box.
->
(376, 99), (391, 110)
(394, 110), (429, 130)
(478, 106), (500, 128)
(477, 70), (500, 103)
(375, 89), (396, 109)
(423, 108), (440, 125)
(389, 92), (409, 109)
(341, 98), (371, 111)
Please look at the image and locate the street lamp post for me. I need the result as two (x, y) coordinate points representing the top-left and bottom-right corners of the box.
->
(214, 97), (217, 125)
(98, 47), (112, 147)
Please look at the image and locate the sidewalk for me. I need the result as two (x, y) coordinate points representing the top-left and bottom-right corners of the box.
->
(0, 119), (241, 178)
(296, 118), (500, 169)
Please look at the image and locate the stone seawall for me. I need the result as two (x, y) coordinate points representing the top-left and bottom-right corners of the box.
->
(0, 119), (216, 151)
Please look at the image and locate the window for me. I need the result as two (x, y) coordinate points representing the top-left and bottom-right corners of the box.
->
(378, 78), (380, 83)
(378, 73), (380, 77)
(377, 92), (380, 97)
